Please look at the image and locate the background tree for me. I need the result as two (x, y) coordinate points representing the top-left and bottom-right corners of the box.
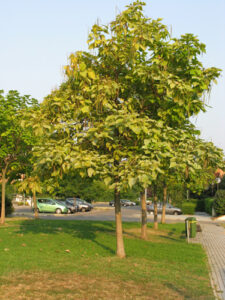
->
(0, 90), (38, 225)
(188, 141), (224, 195)
(19, 176), (42, 219)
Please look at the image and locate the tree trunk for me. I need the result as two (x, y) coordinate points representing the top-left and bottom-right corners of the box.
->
(153, 186), (158, 230)
(161, 184), (167, 224)
(33, 191), (39, 219)
(114, 183), (126, 258)
(186, 189), (190, 201)
(0, 168), (7, 225)
(140, 190), (147, 240)
(211, 184), (214, 196)
(185, 166), (190, 200)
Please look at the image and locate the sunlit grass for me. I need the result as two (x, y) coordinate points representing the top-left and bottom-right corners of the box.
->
(0, 219), (214, 299)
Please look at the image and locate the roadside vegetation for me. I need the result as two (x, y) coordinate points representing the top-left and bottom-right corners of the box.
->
(18, 0), (224, 256)
(0, 219), (214, 299)
(0, 0), (224, 258)
(1, 1), (224, 298)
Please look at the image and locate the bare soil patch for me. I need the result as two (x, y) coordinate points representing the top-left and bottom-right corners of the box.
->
(123, 228), (175, 242)
(0, 271), (184, 300)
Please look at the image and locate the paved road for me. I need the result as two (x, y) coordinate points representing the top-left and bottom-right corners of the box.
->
(10, 204), (213, 223)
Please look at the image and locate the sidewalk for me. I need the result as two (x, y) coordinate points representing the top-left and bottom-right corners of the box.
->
(193, 221), (225, 300)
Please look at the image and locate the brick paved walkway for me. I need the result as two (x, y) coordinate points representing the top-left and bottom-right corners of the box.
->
(193, 222), (225, 300)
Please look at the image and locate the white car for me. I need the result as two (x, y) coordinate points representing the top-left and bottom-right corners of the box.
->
(147, 203), (182, 215)
(109, 199), (136, 206)
(121, 199), (136, 206)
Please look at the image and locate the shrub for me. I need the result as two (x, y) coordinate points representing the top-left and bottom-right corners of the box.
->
(214, 190), (225, 216)
(195, 199), (205, 212)
(182, 202), (196, 215)
(204, 198), (214, 215)
(218, 176), (225, 190)
(169, 189), (186, 207)
(188, 198), (205, 212)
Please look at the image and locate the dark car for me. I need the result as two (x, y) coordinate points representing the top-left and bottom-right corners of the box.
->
(64, 199), (79, 213)
(66, 198), (93, 212)
(147, 203), (182, 215)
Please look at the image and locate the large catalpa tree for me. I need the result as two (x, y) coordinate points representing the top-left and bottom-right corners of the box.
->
(30, 1), (221, 256)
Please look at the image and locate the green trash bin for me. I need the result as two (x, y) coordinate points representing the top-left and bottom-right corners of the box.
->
(185, 217), (197, 238)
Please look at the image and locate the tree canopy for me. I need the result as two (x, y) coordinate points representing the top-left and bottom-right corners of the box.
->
(25, 1), (223, 256)
(0, 90), (38, 224)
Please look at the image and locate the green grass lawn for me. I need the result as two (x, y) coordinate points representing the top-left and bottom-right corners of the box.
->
(0, 219), (213, 299)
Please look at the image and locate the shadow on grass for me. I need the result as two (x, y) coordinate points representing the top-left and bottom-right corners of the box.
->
(163, 281), (213, 300)
(168, 228), (176, 236)
(122, 225), (186, 243)
(16, 219), (116, 254)
(161, 228), (186, 241)
(164, 282), (191, 299)
(158, 234), (186, 242)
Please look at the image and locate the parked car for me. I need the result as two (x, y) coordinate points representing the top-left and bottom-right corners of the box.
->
(109, 199), (136, 207)
(121, 199), (136, 206)
(63, 199), (78, 213)
(36, 198), (68, 214)
(147, 203), (182, 215)
(146, 199), (152, 205)
(66, 198), (93, 212)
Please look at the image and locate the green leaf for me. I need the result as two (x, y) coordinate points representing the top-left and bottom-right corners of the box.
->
(87, 168), (94, 177)
(169, 162), (177, 168)
(104, 177), (112, 186)
(130, 125), (141, 135)
(81, 106), (90, 113)
(128, 177), (136, 188)
(80, 71), (87, 78)
(88, 70), (96, 80)
(80, 62), (86, 71)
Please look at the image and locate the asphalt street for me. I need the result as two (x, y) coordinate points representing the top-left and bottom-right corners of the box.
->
(10, 204), (213, 223)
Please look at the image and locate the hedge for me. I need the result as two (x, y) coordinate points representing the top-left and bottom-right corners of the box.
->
(214, 190), (225, 216)
(182, 202), (196, 215)
(204, 198), (214, 215)
(186, 198), (205, 212)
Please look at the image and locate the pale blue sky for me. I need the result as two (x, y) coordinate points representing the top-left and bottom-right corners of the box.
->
(0, 0), (225, 151)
